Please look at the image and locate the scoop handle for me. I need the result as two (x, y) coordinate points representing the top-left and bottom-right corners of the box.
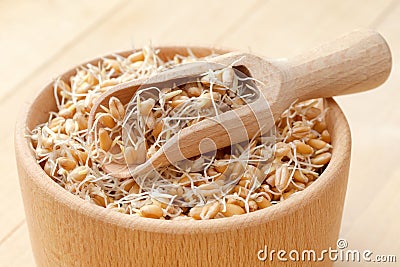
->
(279, 29), (392, 102)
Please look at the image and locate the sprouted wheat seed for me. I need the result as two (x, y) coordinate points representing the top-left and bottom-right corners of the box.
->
(28, 46), (332, 220)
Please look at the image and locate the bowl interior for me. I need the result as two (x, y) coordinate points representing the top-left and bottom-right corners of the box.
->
(18, 46), (351, 233)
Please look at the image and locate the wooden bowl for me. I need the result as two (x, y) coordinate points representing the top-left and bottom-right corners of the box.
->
(15, 47), (351, 267)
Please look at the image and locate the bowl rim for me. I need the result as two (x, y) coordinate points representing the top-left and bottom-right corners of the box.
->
(15, 46), (351, 234)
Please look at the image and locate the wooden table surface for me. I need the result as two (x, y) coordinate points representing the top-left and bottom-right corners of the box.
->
(0, 1), (399, 266)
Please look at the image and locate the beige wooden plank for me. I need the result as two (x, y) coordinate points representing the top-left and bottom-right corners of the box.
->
(0, 222), (35, 267)
(0, 136), (24, 243)
(2, 0), (400, 264)
(0, 0), (261, 253)
(218, 0), (394, 57)
(0, 0), (126, 100)
(217, 0), (400, 263)
(0, 0), (262, 141)
(336, 0), (400, 234)
(337, 67), (400, 232)
(335, 170), (400, 267)
(335, 9), (400, 264)
(216, 0), (398, 238)
(0, 0), (133, 239)
(156, 0), (264, 46)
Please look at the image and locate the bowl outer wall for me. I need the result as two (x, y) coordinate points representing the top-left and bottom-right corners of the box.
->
(15, 46), (351, 267)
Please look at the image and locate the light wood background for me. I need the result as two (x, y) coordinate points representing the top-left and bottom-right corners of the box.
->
(1, 0), (399, 266)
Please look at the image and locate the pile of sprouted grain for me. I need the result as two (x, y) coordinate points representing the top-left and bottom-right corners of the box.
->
(28, 46), (333, 220)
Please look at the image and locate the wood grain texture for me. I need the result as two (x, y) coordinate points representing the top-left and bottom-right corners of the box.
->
(15, 47), (351, 267)
(0, 221), (34, 267)
(334, 3), (400, 265)
(0, 0), (126, 100)
(281, 30), (391, 100)
(98, 30), (391, 177)
(0, 136), (25, 242)
(0, 0), (127, 246)
(1, 0), (400, 266)
(0, 0), (260, 253)
(218, 0), (395, 57)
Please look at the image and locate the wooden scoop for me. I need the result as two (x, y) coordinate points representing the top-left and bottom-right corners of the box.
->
(88, 29), (391, 179)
